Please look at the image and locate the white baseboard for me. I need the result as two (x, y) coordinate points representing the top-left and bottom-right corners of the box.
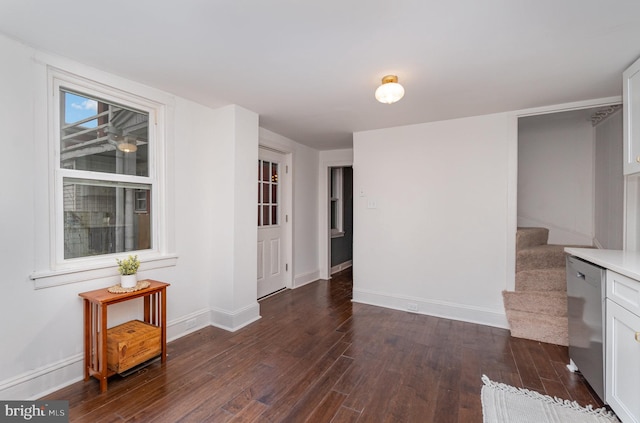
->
(330, 260), (352, 275)
(209, 302), (261, 332)
(293, 269), (320, 288)
(167, 308), (211, 342)
(352, 288), (509, 329)
(0, 354), (84, 400)
(0, 305), (260, 400)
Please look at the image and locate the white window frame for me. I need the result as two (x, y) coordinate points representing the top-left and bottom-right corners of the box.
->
(30, 64), (177, 288)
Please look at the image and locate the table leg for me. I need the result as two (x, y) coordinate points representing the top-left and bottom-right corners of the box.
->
(161, 289), (167, 363)
(83, 300), (90, 381)
(99, 304), (108, 393)
(144, 295), (150, 323)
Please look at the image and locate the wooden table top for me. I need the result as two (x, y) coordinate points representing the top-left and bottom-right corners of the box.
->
(78, 280), (170, 305)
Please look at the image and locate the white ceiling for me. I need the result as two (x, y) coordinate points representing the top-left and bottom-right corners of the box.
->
(1, 0), (640, 150)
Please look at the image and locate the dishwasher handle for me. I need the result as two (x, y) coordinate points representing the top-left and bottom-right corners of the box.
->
(576, 271), (586, 279)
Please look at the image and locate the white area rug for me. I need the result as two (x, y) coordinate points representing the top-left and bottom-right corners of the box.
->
(481, 375), (620, 423)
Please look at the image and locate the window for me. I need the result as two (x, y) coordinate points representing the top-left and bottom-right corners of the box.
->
(50, 70), (164, 265)
(30, 65), (175, 288)
(330, 167), (344, 237)
(59, 89), (153, 260)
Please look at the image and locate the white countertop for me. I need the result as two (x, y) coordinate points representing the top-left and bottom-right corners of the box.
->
(565, 247), (640, 281)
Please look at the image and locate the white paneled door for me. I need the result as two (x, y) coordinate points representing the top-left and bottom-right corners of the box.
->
(257, 148), (286, 298)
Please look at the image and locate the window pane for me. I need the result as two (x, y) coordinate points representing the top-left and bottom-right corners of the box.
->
(60, 90), (149, 177)
(331, 200), (338, 230)
(263, 183), (270, 204)
(271, 205), (278, 225)
(63, 178), (151, 259)
(271, 163), (278, 183)
(271, 184), (277, 205)
(262, 205), (269, 226)
(262, 161), (270, 182)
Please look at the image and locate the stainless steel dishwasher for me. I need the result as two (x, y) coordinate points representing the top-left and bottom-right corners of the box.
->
(566, 255), (606, 402)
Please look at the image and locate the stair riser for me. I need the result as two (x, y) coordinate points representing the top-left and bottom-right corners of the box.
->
(515, 269), (566, 291)
(505, 310), (568, 346)
(503, 292), (567, 317)
(516, 251), (567, 272)
(516, 227), (549, 250)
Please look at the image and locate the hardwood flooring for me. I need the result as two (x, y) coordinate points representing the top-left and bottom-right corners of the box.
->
(43, 268), (606, 422)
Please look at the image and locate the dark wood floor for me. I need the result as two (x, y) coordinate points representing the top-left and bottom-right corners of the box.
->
(44, 268), (605, 422)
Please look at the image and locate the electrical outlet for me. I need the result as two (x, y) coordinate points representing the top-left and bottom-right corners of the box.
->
(185, 318), (197, 329)
(407, 303), (418, 312)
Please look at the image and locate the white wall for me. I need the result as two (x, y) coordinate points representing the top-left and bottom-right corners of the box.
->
(594, 110), (624, 249)
(0, 34), (320, 399)
(206, 105), (261, 329)
(518, 112), (595, 245)
(353, 113), (515, 328)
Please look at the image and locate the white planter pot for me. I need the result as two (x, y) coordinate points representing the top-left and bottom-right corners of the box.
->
(120, 274), (137, 289)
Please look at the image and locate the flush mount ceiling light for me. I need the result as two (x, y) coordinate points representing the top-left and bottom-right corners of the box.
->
(375, 75), (405, 104)
(117, 136), (138, 153)
(107, 126), (138, 153)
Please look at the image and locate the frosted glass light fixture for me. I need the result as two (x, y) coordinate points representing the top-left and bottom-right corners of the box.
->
(375, 75), (405, 104)
(117, 136), (138, 153)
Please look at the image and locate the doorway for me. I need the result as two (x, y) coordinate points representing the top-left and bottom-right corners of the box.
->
(329, 166), (353, 275)
(517, 106), (623, 248)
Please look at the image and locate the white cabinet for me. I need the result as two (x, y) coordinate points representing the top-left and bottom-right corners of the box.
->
(606, 300), (640, 423)
(623, 56), (640, 175)
(606, 270), (640, 423)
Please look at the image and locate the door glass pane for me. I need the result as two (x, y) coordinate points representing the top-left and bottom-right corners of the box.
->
(272, 185), (277, 204)
(262, 161), (270, 181)
(263, 183), (270, 204)
(257, 205), (261, 226)
(271, 205), (278, 225)
(262, 205), (269, 226)
(271, 163), (278, 183)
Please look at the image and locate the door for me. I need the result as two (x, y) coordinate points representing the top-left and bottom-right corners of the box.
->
(257, 148), (286, 298)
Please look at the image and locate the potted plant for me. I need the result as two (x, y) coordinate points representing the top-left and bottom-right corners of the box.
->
(116, 255), (140, 288)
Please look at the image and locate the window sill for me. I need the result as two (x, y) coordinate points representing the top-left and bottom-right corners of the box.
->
(331, 230), (345, 239)
(30, 254), (178, 289)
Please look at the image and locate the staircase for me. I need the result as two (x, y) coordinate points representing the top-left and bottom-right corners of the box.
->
(503, 227), (576, 346)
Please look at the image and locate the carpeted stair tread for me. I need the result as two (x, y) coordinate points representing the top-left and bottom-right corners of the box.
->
(504, 309), (568, 346)
(515, 268), (566, 292)
(502, 290), (567, 317)
(516, 227), (549, 250)
(516, 244), (568, 272)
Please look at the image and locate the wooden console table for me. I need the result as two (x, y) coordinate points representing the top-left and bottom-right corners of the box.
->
(79, 280), (170, 392)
